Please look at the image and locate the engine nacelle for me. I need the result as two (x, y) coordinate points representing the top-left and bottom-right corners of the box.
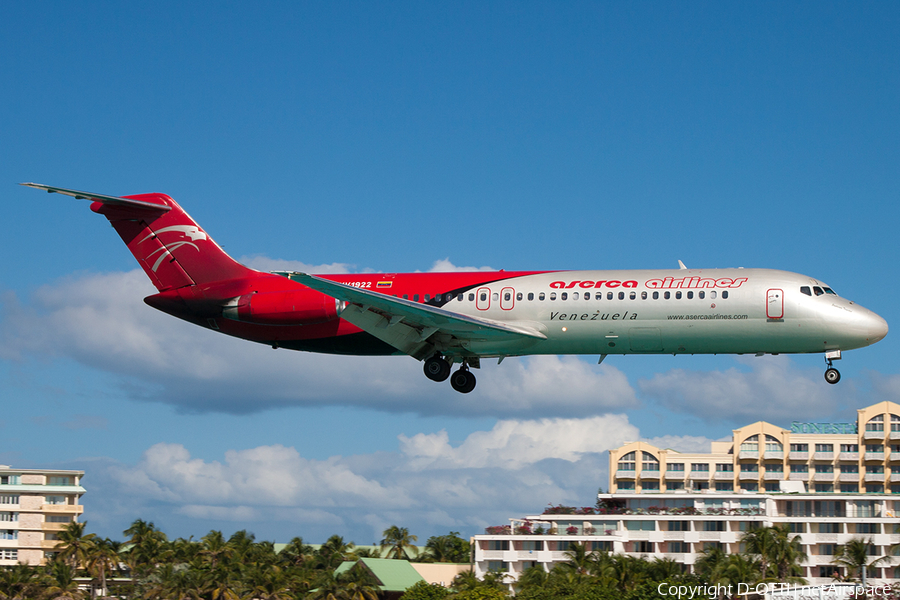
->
(222, 289), (342, 325)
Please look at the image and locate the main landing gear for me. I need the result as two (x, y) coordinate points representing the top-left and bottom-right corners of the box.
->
(824, 350), (841, 385)
(423, 354), (476, 393)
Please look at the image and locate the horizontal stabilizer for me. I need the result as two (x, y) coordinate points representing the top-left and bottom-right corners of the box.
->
(20, 183), (171, 212)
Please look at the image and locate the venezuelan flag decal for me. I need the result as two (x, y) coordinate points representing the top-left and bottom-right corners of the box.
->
(377, 281), (392, 289)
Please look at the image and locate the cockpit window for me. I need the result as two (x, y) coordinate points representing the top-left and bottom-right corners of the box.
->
(800, 286), (811, 296)
(823, 287), (836, 295)
(813, 286), (824, 296)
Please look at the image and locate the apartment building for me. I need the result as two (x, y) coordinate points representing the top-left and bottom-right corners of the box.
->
(472, 401), (900, 586)
(0, 465), (85, 565)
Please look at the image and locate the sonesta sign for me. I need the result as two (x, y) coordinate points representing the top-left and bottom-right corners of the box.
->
(790, 422), (858, 434)
(548, 277), (749, 290)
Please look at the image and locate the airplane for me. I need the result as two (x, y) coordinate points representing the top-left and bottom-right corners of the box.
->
(22, 183), (888, 394)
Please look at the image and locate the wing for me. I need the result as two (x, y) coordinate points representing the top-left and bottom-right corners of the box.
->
(20, 183), (171, 212)
(294, 273), (547, 360)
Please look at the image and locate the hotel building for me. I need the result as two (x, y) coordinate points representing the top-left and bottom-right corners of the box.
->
(472, 401), (900, 585)
(0, 465), (86, 566)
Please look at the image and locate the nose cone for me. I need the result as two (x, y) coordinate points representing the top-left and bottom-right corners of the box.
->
(867, 311), (889, 345)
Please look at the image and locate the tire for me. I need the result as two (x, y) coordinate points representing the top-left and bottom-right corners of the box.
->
(424, 357), (451, 382)
(824, 368), (841, 384)
(450, 369), (475, 393)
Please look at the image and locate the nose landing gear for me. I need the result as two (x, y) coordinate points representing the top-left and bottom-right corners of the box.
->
(424, 354), (476, 393)
(824, 350), (841, 384)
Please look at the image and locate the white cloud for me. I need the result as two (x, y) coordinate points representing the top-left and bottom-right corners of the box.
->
(238, 256), (354, 275)
(0, 269), (637, 418)
(428, 258), (495, 272)
(97, 415), (632, 542)
(637, 355), (847, 423)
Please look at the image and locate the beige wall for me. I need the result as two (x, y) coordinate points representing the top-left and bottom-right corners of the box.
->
(411, 563), (471, 587)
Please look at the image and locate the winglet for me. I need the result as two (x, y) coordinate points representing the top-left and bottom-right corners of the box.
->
(678, 260), (687, 270)
(20, 183), (171, 212)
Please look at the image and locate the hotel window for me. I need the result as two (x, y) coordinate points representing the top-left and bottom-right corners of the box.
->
(716, 464), (733, 472)
(840, 484), (859, 493)
(815, 465), (834, 474)
(521, 541), (541, 551)
(891, 415), (900, 432)
(764, 482), (779, 491)
(48, 476), (72, 486)
(866, 444), (884, 453)
(841, 444), (859, 452)
(790, 464), (808, 473)
(633, 541), (654, 553)
(740, 435), (759, 452)
(618, 481), (635, 491)
(0, 550), (17, 560)
(715, 482), (733, 491)
(740, 464), (758, 472)
(818, 522), (841, 533)
(626, 521), (655, 531)
(819, 544), (838, 555)
(765, 463), (783, 473)
(486, 540), (508, 551)
(45, 496), (67, 505)
(0, 513), (18, 522)
(787, 523), (804, 533)
(642, 481), (660, 491)
(0, 476), (20, 485)
(741, 482), (758, 491)
(790, 444), (808, 452)
(866, 465), (884, 474)
(815, 444), (833, 453)
(618, 452), (636, 471)
(738, 521), (761, 532)
(591, 541), (612, 552)
(642, 452), (659, 471)
(46, 515), (71, 523)
(667, 521), (689, 531)
(0, 531), (16, 540)
(703, 521), (725, 532)
(668, 482), (685, 490)
(840, 465), (859, 473)
(867, 484), (884, 493)
(857, 523), (879, 534)
(668, 542), (689, 553)
(866, 415), (884, 432)
(691, 464), (709, 472)
(819, 566), (840, 578)
(0, 495), (18, 505)
(764, 435), (782, 452)
(667, 463), (684, 472)
(486, 561), (508, 572)
(814, 501), (844, 517)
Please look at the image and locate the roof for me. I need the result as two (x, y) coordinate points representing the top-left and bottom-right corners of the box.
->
(335, 558), (425, 592)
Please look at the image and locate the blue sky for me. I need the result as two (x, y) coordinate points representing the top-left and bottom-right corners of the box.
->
(1, 2), (899, 545)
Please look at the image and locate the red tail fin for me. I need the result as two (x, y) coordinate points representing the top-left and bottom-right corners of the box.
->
(92, 193), (256, 291)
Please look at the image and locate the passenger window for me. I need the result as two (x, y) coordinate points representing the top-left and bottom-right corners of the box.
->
(458, 294), (464, 302)
(710, 291), (717, 299)
(699, 291), (705, 299)
(492, 292), (499, 301)
(675, 291), (682, 300)
(800, 286), (811, 296)
(629, 292), (636, 300)
(618, 292), (625, 300)
(722, 291), (729, 299)
(414, 294), (420, 302)
(527, 292), (534, 301)
(516, 292), (522, 301)
(664, 292), (671, 299)
(504, 292), (511, 301)
(424, 294), (430, 301)
(468, 293), (475, 301)
(572, 292), (579, 300)
(687, 291), (693, 299)
(585, 292), (591, 300)
(561, 292), (568, 301)
(539, 292), (545, 301)
(814, 287), (824, 296)
(403, 294), (409, 300)
(641, 291), (647, 300)
(480, 293), (487, 302)
(653, 291), (659, 300)
(550, 292), (556, 301)
(607, 292), (613, 300)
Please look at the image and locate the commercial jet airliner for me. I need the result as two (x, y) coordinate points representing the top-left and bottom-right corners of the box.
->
(23, 183), (888, 394)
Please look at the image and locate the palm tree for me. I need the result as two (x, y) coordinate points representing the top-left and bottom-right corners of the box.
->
(380, 525), (418, 560)
(42, 561), (86, 600)
(0, 562), (41, 600)
(317, 535), (356, 570)
(86, 537), (121, 597)
(54, 521), (97, 571)
(560, 542), (596, 576)
(741, 525), (806, 582)
(123, 519), (167, 582)
(199, 530), (234, 570)
(713, 554), (762, 598)
(833, 538), (890, 581)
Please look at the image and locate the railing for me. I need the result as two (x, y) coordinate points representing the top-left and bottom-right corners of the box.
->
(788, 452), (809, 460)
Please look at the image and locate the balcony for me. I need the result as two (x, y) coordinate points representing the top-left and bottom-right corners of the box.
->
(665, 471), (686, 479)
(838, 452), (859, 461)
(738, 451), (759, 460)
(813, 452), (834, 461)
(864, 472), (885, 482)
(738, 471), (759, 480)
(891, 473), (900, 482)
(640, 470), (661, 479)
(838, 473), (860, 482)
(689, 471), (711, 480)
(714, 472), (735, 481)
(616, 470), (636, 479)
(764, 451), (784, 460)
(864, 452), (885, 462)
(788, 452), (809, 461)
(763, 471), (785, 480)
(813, 472), (835, 481)
(40, 504), (83, 514)
(788, 472), (809, 481)
(863, 430), (885, 440)
(889, 431), (900, 441)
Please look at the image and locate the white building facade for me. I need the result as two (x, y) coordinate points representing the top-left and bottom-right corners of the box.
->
(472, 401), (900, 586)
(0, 465), (85, 566)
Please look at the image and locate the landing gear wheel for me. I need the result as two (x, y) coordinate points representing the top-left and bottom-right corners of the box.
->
(424, 356), (451, 382)
(450, 368), (476, 394)
(824, 368), (841, 385)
